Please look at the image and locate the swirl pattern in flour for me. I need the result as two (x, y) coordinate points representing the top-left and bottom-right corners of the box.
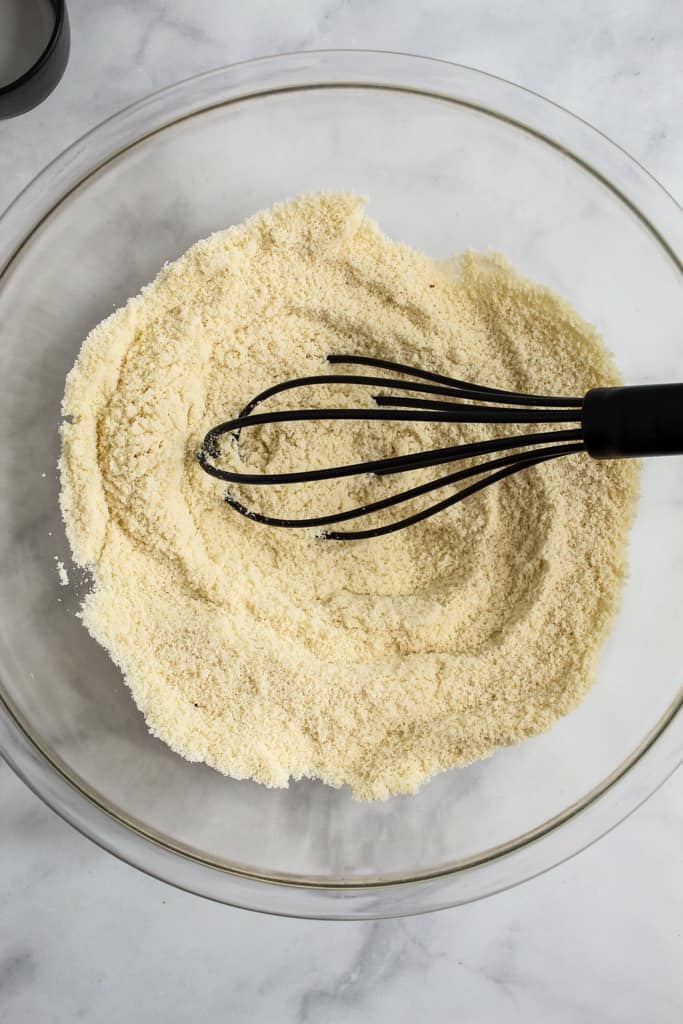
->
(59, 193), (639, 799)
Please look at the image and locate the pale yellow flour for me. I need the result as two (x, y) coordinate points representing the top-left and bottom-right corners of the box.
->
(59, 193), (639, 799)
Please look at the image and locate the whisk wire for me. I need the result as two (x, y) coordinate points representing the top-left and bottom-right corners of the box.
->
(327, 354), (584, 407)
(224, 441), (584, 535)
(324, 446), (584, 540)
(198, 418), (583, 485)
(372, 393), (580, 421)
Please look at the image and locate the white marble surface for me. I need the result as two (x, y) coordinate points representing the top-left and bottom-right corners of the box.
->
(1, 0), (682, 1020)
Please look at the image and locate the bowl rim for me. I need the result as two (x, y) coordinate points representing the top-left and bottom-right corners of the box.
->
(1, 49), (681, 919)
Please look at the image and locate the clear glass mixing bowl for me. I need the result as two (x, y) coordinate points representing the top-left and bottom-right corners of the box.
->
(0, 52), (681, 919)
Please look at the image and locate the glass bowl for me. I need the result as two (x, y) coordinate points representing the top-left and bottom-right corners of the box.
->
(0, 51), (681, 919)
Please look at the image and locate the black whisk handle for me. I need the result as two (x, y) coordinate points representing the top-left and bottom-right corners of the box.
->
(583, 384), (683, 458)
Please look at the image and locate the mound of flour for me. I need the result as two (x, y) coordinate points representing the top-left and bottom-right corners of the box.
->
(60, 193), (638, 799)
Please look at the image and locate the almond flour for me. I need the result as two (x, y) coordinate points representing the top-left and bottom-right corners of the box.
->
(59, 193), (638, 799)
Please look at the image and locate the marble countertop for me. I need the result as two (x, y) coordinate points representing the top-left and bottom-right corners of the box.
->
(1, 1), (681, 1020)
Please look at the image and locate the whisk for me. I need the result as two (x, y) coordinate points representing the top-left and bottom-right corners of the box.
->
(197, 355), (683, 540)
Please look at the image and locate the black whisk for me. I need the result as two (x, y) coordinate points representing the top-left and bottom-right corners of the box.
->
(197, 355), (683, 540)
